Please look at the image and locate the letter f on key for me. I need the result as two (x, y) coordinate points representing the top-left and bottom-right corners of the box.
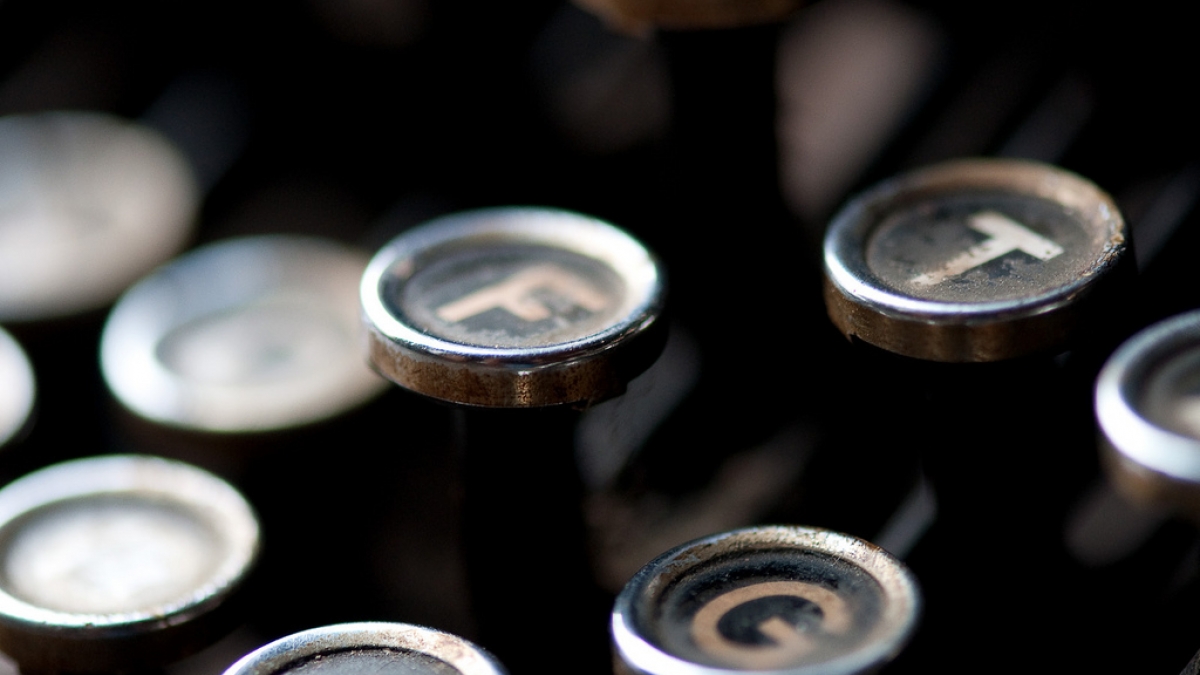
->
(911, 211), (1064, 286)
(435, 263), (608, 323)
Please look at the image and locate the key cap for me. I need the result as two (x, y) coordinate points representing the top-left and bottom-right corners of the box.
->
(0, 111), (199, 325)
(823, 158), (1129, 362)
(222, 622), (507, 675)
(611, 525), (920, 675)
(0, 327), (34, 450)
(362, 206), (665, 409)
(0, 455), (259, 674)
(1096, 309), (1200, 517)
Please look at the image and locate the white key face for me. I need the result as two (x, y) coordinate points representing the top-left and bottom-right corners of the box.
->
(865, 193), (1099, 303)
(392, 245), (624, 349)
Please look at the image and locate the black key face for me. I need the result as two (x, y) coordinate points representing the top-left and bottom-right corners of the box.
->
(865, 191), (1097, 304)
(280, 649), (460, 675)
(385, 244), (625, 349)
(650, 550), (885, 670)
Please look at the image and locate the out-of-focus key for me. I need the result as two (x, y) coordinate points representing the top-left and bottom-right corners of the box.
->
(101, 235), (387, 435)
(0, 111), (199, 324)
(823, 158), (1129, 362)
(0, 328), (34, 449)
(612, 526), (920, 675)
(1096, 310), (1200, 516)
(222, 623), (506, 675)
(361, 206), (666, 408)
(0, 455), (259, 673)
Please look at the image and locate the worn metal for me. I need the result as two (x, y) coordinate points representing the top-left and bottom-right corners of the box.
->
(611, 525), (921, 675)
(222, 622), (507, 675)
(0, 455), (260, 673)
(361, 207), (666, 408)
(823, 158), (1128, 362)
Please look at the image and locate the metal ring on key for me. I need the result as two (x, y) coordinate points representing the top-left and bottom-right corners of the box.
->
(0, 455), (259, 674)
(361, 207), (666, 408)
(823, 159), (1128, 362)
(611, 526), (920, 675)
(222, 622), (508, 675)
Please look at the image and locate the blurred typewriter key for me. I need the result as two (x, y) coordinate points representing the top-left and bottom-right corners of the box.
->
(823, 158), (1129, 362)
(612, 525), (920, 675)
(222, 622), (506, 675)
(0, 328), (34, 450)
(101, 234), (387, 441)
(0, 111), (199, 325)
(1096, 310), (1200, 516)
(362, 207), (666, 674)
(0, 454), (259, 674)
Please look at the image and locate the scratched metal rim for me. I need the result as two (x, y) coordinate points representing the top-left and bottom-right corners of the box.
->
(222, 622), (508, 675)
(1096, 310), (1200, 508)
(823, 158), (1127, 361)
(0, 111), (200, 323)
(0, 455), (259, 672)
(361, 207), (666, 407)
(611, 525), (921, 675)
(0, 326), (35, 449)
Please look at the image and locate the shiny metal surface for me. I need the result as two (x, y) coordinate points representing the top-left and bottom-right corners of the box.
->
(0, 328), (33, 449)
(1096, 310), (1200, 515)
(612, 526), (920, 675)
(222, 623), (507, 675)
(823, 158), (1127, 361)
(0, 111), (199, 323)
(0, 455), (259, 673)
(362, 207), (666, 407)
(101, 235), (387, 433)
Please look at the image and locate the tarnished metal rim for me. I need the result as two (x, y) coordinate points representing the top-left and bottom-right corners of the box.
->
(611, 525), (921, 675)
(823, 158), (1126, 362)
(222, 622), (508, 675)
(361, 207), (667, 407)
(0, 455), (259, 671)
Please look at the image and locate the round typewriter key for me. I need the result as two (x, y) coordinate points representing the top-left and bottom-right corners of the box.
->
(823, 158), (1128, 361)
(612, 526), (920, 675)
(222, 622), (507, 675)
(1096, 310), (1200, 515)
(101, 235), (387, 433)
(0, 111), (200, 323)
(0, 328), (34, 449)
(361, 207), (666, 408)
(0, 455), (259, 673)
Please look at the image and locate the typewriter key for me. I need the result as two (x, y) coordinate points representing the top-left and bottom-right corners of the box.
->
(222, 622), (507, 675)
(1096, 310), (1200, 516)
(612, 526), (920, 675)
(101, 235), (387, 434)
(823, 158), (1128, 361)
(0, 328), (34, 449)
(361, 206), (666, 408)
(0, 111), (199, 324)
(0, 455), (259, 673)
